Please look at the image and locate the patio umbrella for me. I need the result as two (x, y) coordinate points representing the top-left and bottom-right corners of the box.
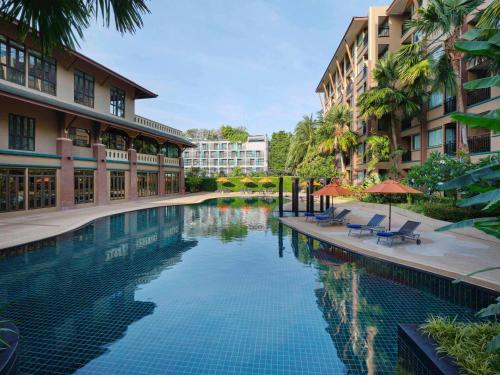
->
(259, 177), (273, 184)
(216, 177), (230, 183)
(313, 181), (321, 187)
(312, 182), (351, 197)
(364, 179), (422, 230)
(240, 177), (255, 184)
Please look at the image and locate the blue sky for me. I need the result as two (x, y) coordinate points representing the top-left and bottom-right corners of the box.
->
(80, 0), (387, 135)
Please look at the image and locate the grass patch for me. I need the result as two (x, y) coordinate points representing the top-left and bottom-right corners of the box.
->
(421, 316), (500, 375)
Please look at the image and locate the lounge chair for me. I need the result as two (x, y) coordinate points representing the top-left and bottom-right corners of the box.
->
(376, 220), (422, 246)
(330, 209), (351, 225)
(347, 214), (386, 236)
(304, 212), (315, 221)
(313, 207), (335, 221)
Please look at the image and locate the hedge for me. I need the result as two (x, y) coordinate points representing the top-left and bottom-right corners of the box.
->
(192, 176), (294, 193)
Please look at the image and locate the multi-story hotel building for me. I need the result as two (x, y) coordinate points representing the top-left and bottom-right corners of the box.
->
(0, 20), (194, 215)
(316, 0), (499, 184)
(182, 135), (269, 176)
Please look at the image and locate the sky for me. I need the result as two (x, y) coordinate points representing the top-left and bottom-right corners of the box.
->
(80, 0), (388, 135)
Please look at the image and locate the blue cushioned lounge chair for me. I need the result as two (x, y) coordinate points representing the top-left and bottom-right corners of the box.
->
(347, 214), (386, 236)
(376, 220), (422, 246)
(313, 207), (336, 223)
(330, 209), (351, 225)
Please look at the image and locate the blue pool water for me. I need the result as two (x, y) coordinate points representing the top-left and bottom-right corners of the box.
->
(0, 198), (485, 374)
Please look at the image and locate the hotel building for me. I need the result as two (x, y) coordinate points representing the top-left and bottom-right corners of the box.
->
(316, 0), (499, 184)
(182, 135), (269, 176)
(0, 20), (194, 215)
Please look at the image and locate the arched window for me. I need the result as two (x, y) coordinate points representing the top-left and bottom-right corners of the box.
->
(101, 128), (129, 151)
(134, 135), (158, 155)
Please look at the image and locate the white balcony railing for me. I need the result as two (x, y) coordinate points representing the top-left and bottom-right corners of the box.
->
(164, 157), (180, 167)
(106, 149), (129, 162)
(134, 115), (183, 138)
(137, 153), (158, 164)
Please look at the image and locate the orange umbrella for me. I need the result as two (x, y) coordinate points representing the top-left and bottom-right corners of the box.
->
(313, 181), (321, 186)
(240, 177), (255, 184)
(312, 182), (351, 197)
(365, 179), (422, 230)
(259, 177), (273, 184)
(216, 177), (230, 183)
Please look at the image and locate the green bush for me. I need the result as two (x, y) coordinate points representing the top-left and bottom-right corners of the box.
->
(191, 176), (295, 193)
(398, 202), (498, 222)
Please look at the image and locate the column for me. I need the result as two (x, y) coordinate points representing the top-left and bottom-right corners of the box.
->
(57, 137), (74, 209)
(179, 157), (186, 194)
(128, 148), (138, 200)
(158, 154), (165, 196)
(93, 143), (109, 205)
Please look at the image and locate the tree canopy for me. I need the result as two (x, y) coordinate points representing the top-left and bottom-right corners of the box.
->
(269, 131), (291, 175)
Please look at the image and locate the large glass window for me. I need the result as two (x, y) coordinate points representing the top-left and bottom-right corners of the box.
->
(74, 170), (94, 204)
(0, 36), (25, 85)
(110, 171), (126, 200)
(28, 51), (56, 95)
(161, 143), (180, 158)
(0, 168), (25, 212)
(412, 134), (421, 151)
(165, 172), (179, 194)
(110, 87), (125, 117)
(102, 129), (129, 151)
(138, 172), (158, 197)
(134, 136), (158, 155)
(9, 114), (35, 151)
(429, 90), (443, 109)
(69, 127), (91, 147)
(428, 128), (443, 148)
(74, 70), (94, 107)
(28, 169), (56, 209)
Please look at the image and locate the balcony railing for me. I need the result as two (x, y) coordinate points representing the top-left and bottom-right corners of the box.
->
(402, 150), (412, 162)
(378, 25), (390, 37)
(444, 97), (457, 114)
(164, 157), (180, 167)
(444, 141), (456, 156)
(466, 87), (491, 106)
(137, 153), (158, 164)
(468, 134), (491, 154)
(106, 149), (129, 162)
(134, 115), (183, 138)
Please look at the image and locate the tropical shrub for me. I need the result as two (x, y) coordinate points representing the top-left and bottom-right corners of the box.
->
(185, 168), (205, 192)
(296, 155), (339, 180)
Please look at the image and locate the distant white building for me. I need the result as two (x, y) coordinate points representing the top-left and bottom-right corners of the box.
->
(182, 135), (269, 176)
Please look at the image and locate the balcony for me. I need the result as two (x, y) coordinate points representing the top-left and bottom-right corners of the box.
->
(402, 150), (412, 162)
(134, 115), (183, 138)
(466, 87), (491, 106)
(444, 141), (456, 156)
(444, 97), (457, 114)
(468, 134), (491, 154)
(137, 153), (157, 164)
(378, 25), (390, 37)
(164, 157), (180, 167)
(401, 118), (412, 131)
(106, 149), (129, 162)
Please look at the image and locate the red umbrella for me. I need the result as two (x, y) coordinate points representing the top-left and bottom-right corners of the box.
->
(312, 182), (351, 197)
(365, 179), (422, 230)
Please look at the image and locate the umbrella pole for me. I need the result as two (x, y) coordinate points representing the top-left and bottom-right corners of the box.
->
(389, 195), (392, 231)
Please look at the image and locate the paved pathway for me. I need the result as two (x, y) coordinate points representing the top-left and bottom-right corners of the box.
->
(281, 198), (500, 291)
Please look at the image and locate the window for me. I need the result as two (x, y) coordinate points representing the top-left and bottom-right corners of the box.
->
(74, 170), (94, 204)
(102, 129), (129, 151)
(110, 171), (126, 200)
(110, 87), (125, 117)
(28, 51), (56, 95)
(74, 70), (94, 107)
(428, 128), (443, 148)
(134, 136), (158, 155)
(69, 127), (91, 147)
(0, 168), (25, 212)
(412, 134), (421, 150)
(0, 36), (25, 85)
(357, 143), (364, 156)
(9, 114), (35, 151)
(28, 169), (56, 209)
(138, 172), (158, 197)
(429, 90), (443, 108)
(165, 172), (179, 194)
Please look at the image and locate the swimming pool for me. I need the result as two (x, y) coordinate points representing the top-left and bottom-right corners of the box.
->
(0, 198), (490, 374)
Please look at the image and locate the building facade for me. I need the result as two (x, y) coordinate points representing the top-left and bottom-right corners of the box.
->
(316, 0), (499, 184)
(0, 20), (194, 215)
(182, 135), (269, 176)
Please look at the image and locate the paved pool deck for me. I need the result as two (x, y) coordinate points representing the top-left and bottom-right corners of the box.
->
(280, 198), (500, 292)
(0, 192), (499, 291)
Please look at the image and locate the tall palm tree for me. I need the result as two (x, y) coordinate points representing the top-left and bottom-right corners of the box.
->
(286, 115), (318, 173)
(317, 104), (357, 174)
(406, 0), (484, 149)
(0, 0), (150, 52)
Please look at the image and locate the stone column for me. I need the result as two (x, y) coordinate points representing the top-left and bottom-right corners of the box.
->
(128, 148), (138, 201)
(158, 154), (165, 196)
(179, 157), (186, 194)
(93, 143), (109, 205)
(57, 137), (74, 209)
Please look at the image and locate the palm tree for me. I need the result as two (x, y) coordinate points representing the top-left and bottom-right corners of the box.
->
(406, 0), (484, 149)
(357, 52), (429, 173)
(286, 115), (318, 173)
(0, 0), (150, 52)
(317, 104), (357, 174)
(365, 135), (390, 174)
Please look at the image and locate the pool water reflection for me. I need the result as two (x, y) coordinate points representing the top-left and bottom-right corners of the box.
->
(0, 198), (479, 374)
